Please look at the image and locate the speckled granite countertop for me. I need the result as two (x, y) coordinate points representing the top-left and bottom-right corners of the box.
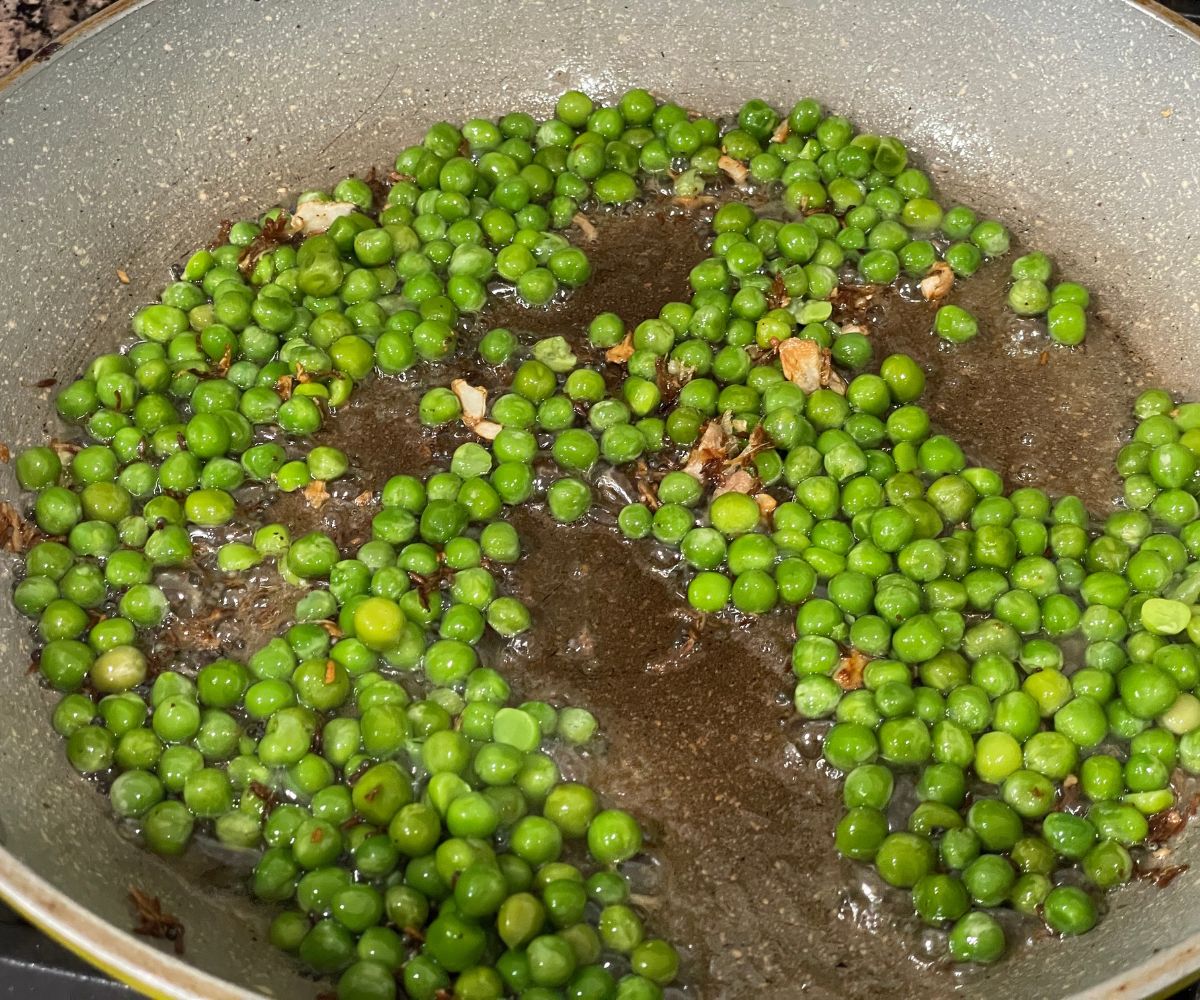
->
(0, 0), (113, 73)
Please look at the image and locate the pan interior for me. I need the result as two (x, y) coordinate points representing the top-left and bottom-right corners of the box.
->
(0, 1), (1198, 998)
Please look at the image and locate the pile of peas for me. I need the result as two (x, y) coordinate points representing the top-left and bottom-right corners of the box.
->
(8, 83), (1165, 994)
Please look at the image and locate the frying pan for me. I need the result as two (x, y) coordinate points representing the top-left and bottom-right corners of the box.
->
(0, 0), (1198, 996)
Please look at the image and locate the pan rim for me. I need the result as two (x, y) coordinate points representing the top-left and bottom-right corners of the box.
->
(0, 844), (260, 998)
(0, 1), (1198, 998)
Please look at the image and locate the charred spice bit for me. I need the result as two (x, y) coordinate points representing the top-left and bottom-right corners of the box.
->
(248, 781), (281, 813)
(303, 479), (331, 511)
(408, 569), (450, 611)
(767, 273), (790, 310)
(754, 492), (778, 520)
(683, 420), (736, 483)
(723, 424), (771, 474)
(677, 614), (705, 658)
(830, 282), (884, 324)
(32, 377), (57, 389)
(128, 888), (186, 955)
(717, 155), (750, 185)
(1135, 860), (1190, 888)
(604, 331), (635, 364)
(32, 42), (62, 63)
(362, 165), (389, 209)
(918, 261), (954, 302)
(572, 212), (599, 242)
(346, 760), (374, 787)
(632, 460), (660, 510)
(49, 438), (82, 458)
(655, 357), (685, 410)
(214, 344), (234, 377)
(0, 502), (38, 554)
(238, 213), (296, 276)
(1056, 773), (1082, 813)
(1148, 807), (1189, 845)
(834, 649), (870, 691)
(208, 219), (233, 250)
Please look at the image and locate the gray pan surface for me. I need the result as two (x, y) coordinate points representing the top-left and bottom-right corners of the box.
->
(0, 1), (1198, 996)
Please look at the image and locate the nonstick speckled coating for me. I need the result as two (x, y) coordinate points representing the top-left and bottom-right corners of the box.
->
(0, 1), (1198, 997)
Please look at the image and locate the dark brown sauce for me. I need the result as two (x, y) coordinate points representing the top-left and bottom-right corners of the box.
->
(875, 267), (1145, 514)
(162, 199), (1150, 997)
(497, 508), (944, 998)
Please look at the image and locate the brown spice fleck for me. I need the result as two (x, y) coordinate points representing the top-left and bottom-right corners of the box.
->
(1148, 807), (1188, 844)
(409, 570), (448, 612)
(238, 213), (296, 278)
(1038, 350), (1050, 367)
(116, 269), (131, 285)
(50, 438), (82, 459)
(767, 273), (791, 310)
(0, 502), (38, 553)
(1056, 773), (1082, 813)
(1137, 861), (1190, 888)
(32, 41), (62, 62)
(248, 781), (280, 813)
(633, 460), (660, 510)
(655, 357), (687, 410)
(604, 331), (636, 364)
(834, 649), (871, 691)
(683, 421), (735, 480)
(572, 213), (599, 242)
(0, 444), (9, 464)
(324, 659), (337, 685)
(208, 219), (232, 249)
(717, 155), (750, 185)
(34, 377), (57, 389)
(303, 479), (330, 511)
(918, 261), (954, 301)
(363, 166), (389, 209)
(128, 888), (185, 955)
(215, 343), (234, 377)
(830, 283), (883, 324)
